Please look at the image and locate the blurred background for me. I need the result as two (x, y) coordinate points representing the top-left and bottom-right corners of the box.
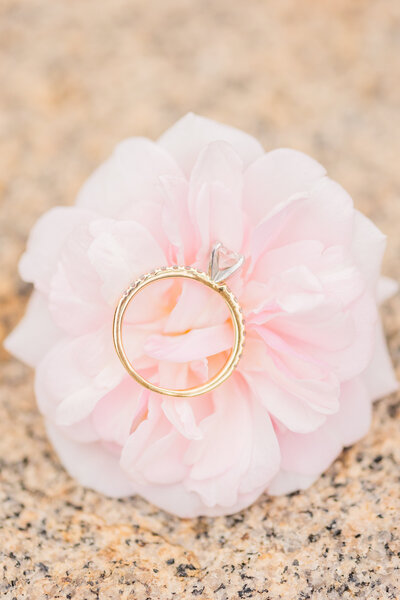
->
(0, 1), (399, 597)
(1, 1), (400, 348)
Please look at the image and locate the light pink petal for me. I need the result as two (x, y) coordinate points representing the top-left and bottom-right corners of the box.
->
(48, 222), (109, 335)
(268, 471), (319, 496)
(238, 397), (281, 495)
(242, 332), (341, 416)
(156, 359), (210, 391)
(247, 179), (354, 274)
(185, 377), (253, 480)
(46, 422), (135, 497)
(123, 281), (175, 327)
(164, 278), (230, 334)
(187, 142), (245, 258)
(54, 364), (122, 427)
(189, 358), (209, 384)
(266, 290), (377, 382)
(92, 378), (149, 446)
(268, 302), (356, 353)
(363, 322), (398, 401)
(77, 137), (183, 218)
(49, 262), (109, 336)
(250, 247), (366, 337)
(121, 399), (189, 485)
(313, 292), (378, 381)
(276, 377), (371, 478)
(316, 246), (365, 306)
(243, 148), (326, 223)
(4, 291), (63, 368)
(247, 261), (371, 384)
(161, 397), (204, 440)
(266, 351), (339, 415)
(277, 417), (341, 478)
(157, 361), (190, 390)
(158, 112), (264, 176)
(264, 266), (326, 317)
(255, 242), (364, 306)
(56, 417), (100, 444)
(125, 479), (265, 518)
(35, 327), (124, 427)
(377, 276), (398, 304)
(244, 371), (327, 433)
(184, 375), (280, 507)
(144, 323), (233, 363)
(160, 176), (197, 264)
(88, 219), (167, 305)
(189, 140), (243, 204)
(251, 252), (355, 328)
(251, 240), (324, 283)
(134, 431), (189, 484)
(193, 182), (245, 260)
(186, 462), (247, 508)
(240, 280), (281, 319)
(352, 210), (386, 288)
(239, 335), (271, 372)
(247, 196), (298, 273)
(329, 377), (372, 447)
(287, 178), (354, 247)
(119, 320), (164, 372)
(19, 207), (95, 293)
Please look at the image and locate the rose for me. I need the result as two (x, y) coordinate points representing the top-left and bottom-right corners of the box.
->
(5, 113), (397, 517)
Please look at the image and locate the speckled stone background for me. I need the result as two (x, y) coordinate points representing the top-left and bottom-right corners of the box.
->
(1, 1), (400, 598)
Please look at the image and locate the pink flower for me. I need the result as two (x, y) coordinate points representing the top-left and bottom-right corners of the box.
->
(5, 113), (397, 517)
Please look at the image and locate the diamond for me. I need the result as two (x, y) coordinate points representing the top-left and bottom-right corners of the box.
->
(208, 242), (244, 283)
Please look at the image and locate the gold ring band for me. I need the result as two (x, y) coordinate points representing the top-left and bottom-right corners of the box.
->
(113, 265), (245, 397)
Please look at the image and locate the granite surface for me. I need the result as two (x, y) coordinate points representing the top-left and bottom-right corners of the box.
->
(1, 1), (400, 598)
